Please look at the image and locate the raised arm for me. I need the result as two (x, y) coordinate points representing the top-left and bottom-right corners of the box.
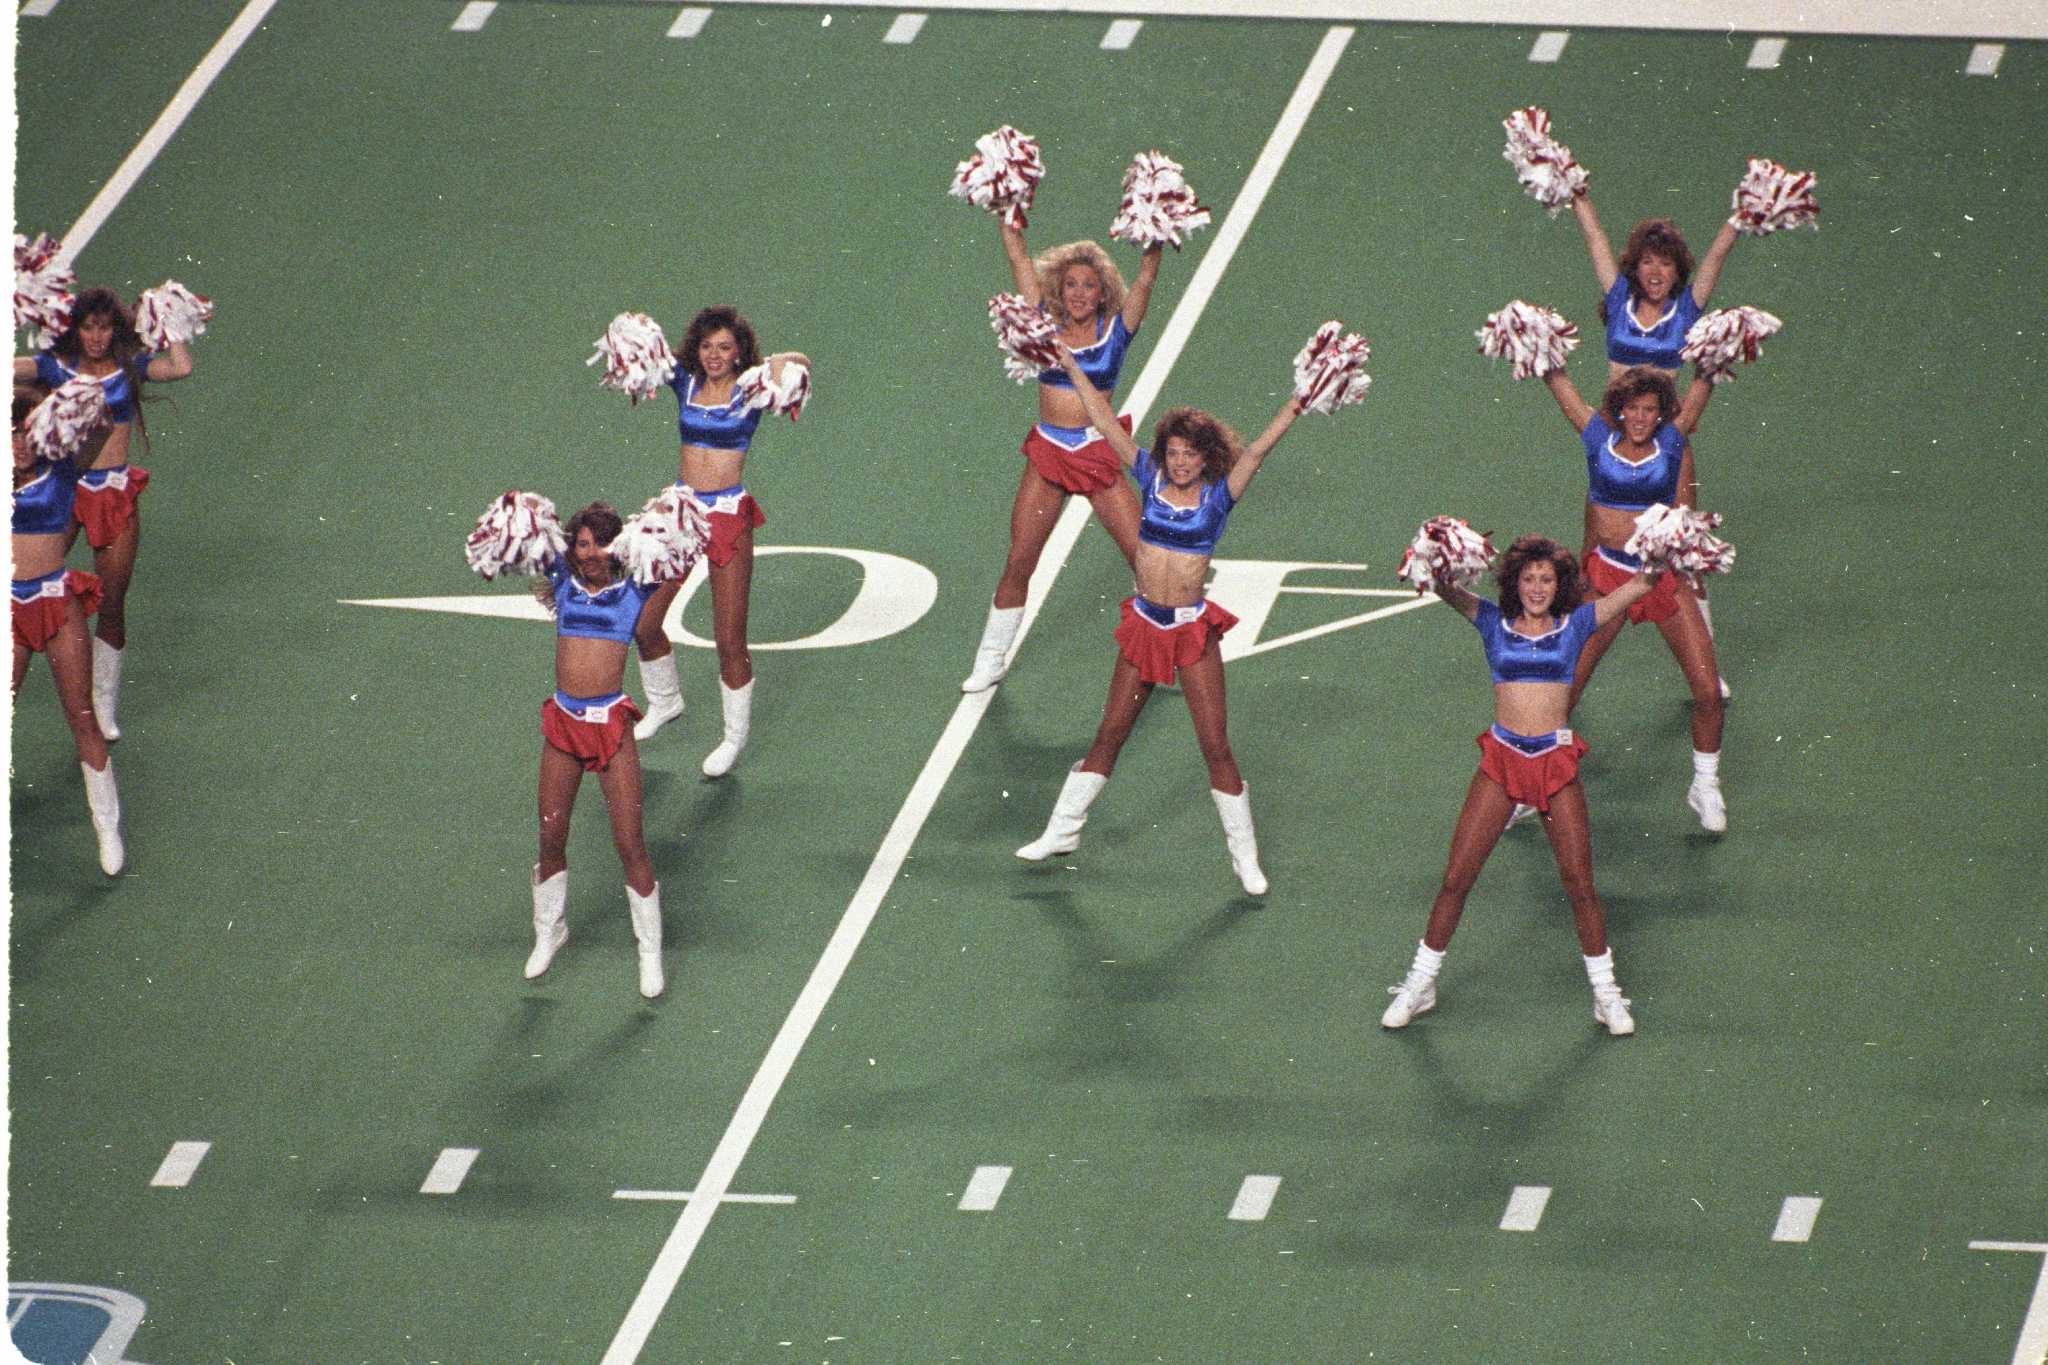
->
(1225, 395), (1305, 501)
(1672, 370), (1713, 436)
(1057, 347), (1141, 466)
(1544, 368), (1595, 434)
(1001, 223), (1040, 305)
(146, 340), (193, 383)
(1591, 568), (1658, 628)
(1120, 245), (1163, 332)
(1434, 579), (1483, 622)
(1689, 219), (1740, 308)
(1572, 191), (1619, 293)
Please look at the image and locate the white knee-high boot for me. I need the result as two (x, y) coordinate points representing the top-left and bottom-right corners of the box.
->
(627, 882), (664, 999)
(634, 651), (684, 740)
(961, 600), (1024, 693)
(92, 637), (124, 742)
(1016, 765), (1107, 860)
(702, 679), (752, 778)
(526, 866), (568, 979)
(1211, 785), (1269, 896)
(81, 760), (124, 876)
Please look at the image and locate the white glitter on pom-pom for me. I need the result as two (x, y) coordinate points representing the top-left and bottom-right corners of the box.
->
(465, 491), (567, 581)
(1477, 300), (1580, 380)
(988, 292), (1061, 384)
(587, 312), (677, 405)
(1682, 306), (1783, 383)
(615, 486), (713, 586)
(1291, 321), (1373, 415)
(25, 377), (108, 464)
(13, 233), (75, 349)
(1624, 503), (1735, 587)
(949, 126), (1045, 231)
(1109, 151), (1212, 251)
(1397, 516), (1496, 594)
(735, 359), (811, 422)
(1731, 158), (1819, 236)
(134, 280), (214, 349)
(1502, 107), (1587, 218)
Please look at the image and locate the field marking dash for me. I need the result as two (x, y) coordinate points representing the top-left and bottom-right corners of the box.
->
(451, 1), (496, 31)
(1228, 1175), (1282, 1221)
(1528, 31), (1569, 62)
(1966, 43), (2004, 76)
(1101, 18), (1142, 49)
(882, 12), (926, 42)
(420, 1147), (480, 1195)
(150, 1141), (211, 1188)
(1499, 1184), (1551, 1231)
(1770, 1195), (1822, 1242)
(21, 0), (62, 18)
(597, 27), (1354, 1365)
(612, 1189), (796, 1205)
(668, 7), (712, 37)
(1747, 36), (1786, 68)
(958, 1165), (1013, 1212)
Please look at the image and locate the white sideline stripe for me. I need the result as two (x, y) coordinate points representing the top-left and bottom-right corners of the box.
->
(1969, 1242), (2048, 1365)
(614, 1189), (797, 1205)
(669, 7), (713, 37)
(1499, 1184), (1551, 1231)
(56, 0), (278, 271)
(1967, 43), (2004, 75)
(1101, 17), (1143, 47)
(599, 28), (1353, 1365)
(452, 1), (497, 31)
(1528, 30), (1568, 61)
(149, 1141), (211, 1188)
(420, 1147), (481, 1195)
(1228, 1175), (1282, 1221)
(1770, 1195), (1822, 1242)
(883, 12), (927, 41)
(21, 0), (62, 18)
(958, 1165), (1013, 1212)
(1747, 36), (1786, 68)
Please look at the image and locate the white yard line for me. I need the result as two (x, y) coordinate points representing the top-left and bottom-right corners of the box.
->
(600, 25), (1356, 1362)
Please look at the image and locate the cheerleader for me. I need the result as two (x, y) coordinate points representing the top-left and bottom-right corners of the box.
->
(630, 306), (808, 779)
(14, 287), (196, 742)
(1014, 345), (1303, 895)
(1381, 534), (1660, 1036)
(12, 385), (123, 874)
(1571, 194), (1739, 382)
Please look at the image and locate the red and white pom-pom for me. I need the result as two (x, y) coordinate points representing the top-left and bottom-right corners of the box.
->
(464, 491), (567, 581)
(13, 232), (75, 348)
(1730, 158), (1819, 236)
(25, 377), (108, 463)
(1501, 107), (1588, 218)
(1624, 503), (1736, 587)
(586, 312), (676, 405)
(134, 280), (214, 349)
(988, 291), (1060, 384)
(1477, 300), (1580, 380)
(1396, 516), (1497, 595)
(735, 359), (811, 423)
(1109, 151), (1212, 251)
(1291, 321), (1373, 414)
(1682, 306), (1783, 383)
(949, 126), (1045, 231)
(614, 486), (713, 586)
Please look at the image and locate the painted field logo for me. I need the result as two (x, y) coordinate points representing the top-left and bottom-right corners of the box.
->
(1206, 559), (1431, 662)
(7, 1282), (147, 1365)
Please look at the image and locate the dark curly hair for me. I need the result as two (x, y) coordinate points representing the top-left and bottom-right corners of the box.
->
(1496, 535), (1583, 620)
(1150, 407), (1238, 484)
(1596, 220), (1696, 324)
(535, 501), (625, 610)
(48, 287), (157, 450)
(678, 305), (763, 382)
(1600, 366), (1679, 426)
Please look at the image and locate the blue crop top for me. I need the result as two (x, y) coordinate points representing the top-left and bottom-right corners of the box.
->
(1131, 448), (1234, 556)
(546, 556), (657, 643)
(1473, 599), (1600, 685)
(12, 457), (85, 536)
(35, 352), (147, 423)
(1583, 413), (1685, 512)
(1602, 275), (1702, 371)
(669, 372), (764, 452)
(1037, 313), (1134, 392)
